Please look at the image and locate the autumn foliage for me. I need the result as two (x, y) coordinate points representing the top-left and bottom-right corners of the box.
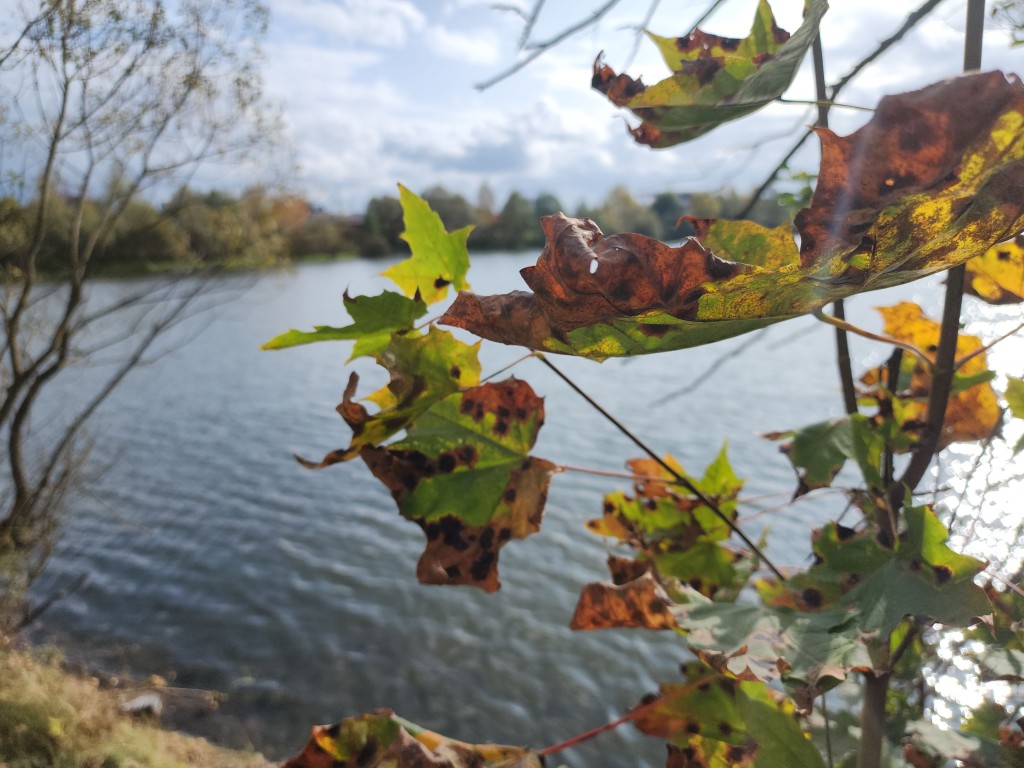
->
(267, 4), (1024, 767)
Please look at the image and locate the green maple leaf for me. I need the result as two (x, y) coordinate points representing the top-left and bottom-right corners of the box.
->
(300, 327), (481, 467)
(382, 184), (472, 305)
(361, 377), (554, 592)
(261, 290), (427, 359)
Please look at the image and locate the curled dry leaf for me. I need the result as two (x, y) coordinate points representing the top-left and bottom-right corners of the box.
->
(442, 73), (1024, 360)
(282, 709), (543, 768)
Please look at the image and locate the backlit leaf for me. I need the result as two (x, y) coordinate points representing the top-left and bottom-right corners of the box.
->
(383, 184), (472, 305)
(361, 377), (554, 592)
(261, 290), (427, 359)
(872, 302), (1001, 448)
(592, 0), (828, 148)
(965, 233), (1024, 303)
(442, 73), (1024, 360)
(282, 709), (543, 767)
(300, 328), (481, 467)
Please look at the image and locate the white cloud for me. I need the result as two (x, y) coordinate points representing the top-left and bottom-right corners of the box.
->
(424, 23), (502, 66)
(275, 0), (426, 47)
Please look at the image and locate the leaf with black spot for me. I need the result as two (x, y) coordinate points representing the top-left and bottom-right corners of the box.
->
(965, 233), (1024, 304)
(442, 73), (1024, 359)
(361, 377), (554, 592)
(593, 0), (828, 147)
(298, 328), (481, 468)
(382, 184), (472, 305)
(633, 664), (826, 767)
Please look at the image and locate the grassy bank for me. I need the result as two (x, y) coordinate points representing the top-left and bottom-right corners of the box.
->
(0, 639), (274, 768)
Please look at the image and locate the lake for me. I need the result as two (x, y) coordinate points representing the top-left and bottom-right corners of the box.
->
(24, 253), (1022, 766)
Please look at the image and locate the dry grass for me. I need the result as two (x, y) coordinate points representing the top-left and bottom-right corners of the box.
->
(0, 639), (275, 768)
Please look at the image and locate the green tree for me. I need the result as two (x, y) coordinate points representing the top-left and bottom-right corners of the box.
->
(651, 192), (689, 239)
(595, 185), (662, 238)
(362, 195), (405, 256)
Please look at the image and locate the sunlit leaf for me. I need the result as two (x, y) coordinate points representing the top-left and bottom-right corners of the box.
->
(261, 291), (428, 359)
(965, 234), (1024, 303)
(282, 709), (543, 767)
(905, 718), (1015, 768)
(442, 73), (1024, 359)
(634, 664), (826, 767)
(872, 302), (1001, 448)
(382, 184), (472, 305)
(1008, 376), (1024, 454)
(592, 0), (828, 148)
(976, 647), (1024, 680)
(361, 377), (554, 592)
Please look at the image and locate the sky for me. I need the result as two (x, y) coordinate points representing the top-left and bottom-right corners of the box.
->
(256, 0), (1024, 214)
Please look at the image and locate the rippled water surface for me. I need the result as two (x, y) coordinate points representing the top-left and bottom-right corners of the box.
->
(27, 254), (1008, 766)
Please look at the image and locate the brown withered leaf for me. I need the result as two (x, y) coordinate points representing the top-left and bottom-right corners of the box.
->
(361, 377), (553, 592)
(442, 73), (1024, 360)
(570, 556), (677, 631)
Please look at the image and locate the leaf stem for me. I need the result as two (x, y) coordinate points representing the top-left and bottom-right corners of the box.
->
(535, 354), (786, 581)
(812, 308), (935, 370)
(776, 97), (873, 112)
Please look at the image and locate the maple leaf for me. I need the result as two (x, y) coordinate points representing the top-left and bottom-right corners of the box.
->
(383, 184), (472, 305)
(634, 663), (826, 767)
(299, 328), (481, 468)
(282, 709), (543, 767)
(361, 377), (554, 592)
(261, 290), (428, 359)
(760, 505), (991, 637)
(441, 73), (1024, 360)
(570, 556), (678, 630)
(867, 302), (1001, 449)
(965, 233), (1024, 303)
(593, 0), (828, 148)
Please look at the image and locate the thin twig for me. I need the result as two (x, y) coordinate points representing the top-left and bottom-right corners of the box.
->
(736, 0), (947, 219)
(536, 354), (786, 581)
(476, 0), (623, 90)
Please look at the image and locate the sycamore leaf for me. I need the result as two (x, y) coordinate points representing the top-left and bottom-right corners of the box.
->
(904, 719), (1014, 768)
(677, 602), (874, 710)
(383, 184), (472, 305)
(766, 414), (886, 495)
(441, 73), (1024, 360)
(634, 664), (826, 767)
(299, 328), (481, 468)
(976, 647), (1024, 680)
(583, 447), (752, 601)
(361, 377), (553, 592)
(592, 0), (828, 148)
(261, 291), (428, 359)
(872, 302), (1001, 448)
(782, 505), (989, 637)
(965, 233), (1024, 303)
(570, 556), (677, 630)
(282, 710), (543, 768)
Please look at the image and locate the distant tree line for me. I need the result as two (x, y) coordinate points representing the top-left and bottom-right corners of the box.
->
(0, 183), (794, 275)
